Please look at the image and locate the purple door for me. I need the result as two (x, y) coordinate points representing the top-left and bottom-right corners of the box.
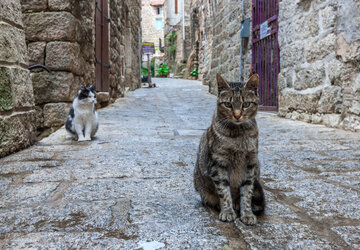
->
(252, 0), (280, 111)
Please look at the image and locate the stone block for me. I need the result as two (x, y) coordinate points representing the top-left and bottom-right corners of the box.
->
(311, 0), (328, 10)
(21, 0), (47, 12)
(341, 115), (360, 132)
(23, 12), (77, 42)
(311, 113), (323, 124)
(294, 63), (325, 90)
(0, 23), (28, 65)
(43, 103), (71, 128)
(337, 1), (360, 43)
(349, 100), (360, 115)
(0, 0), (23, 27)
(279, 90), (321, 114)
(299, 113), (311, 123)
(321, 5), (337, 30)
(45, 42), (83, 75)
(293, 13), (319, 40)
(34, 105), (44, 129)
(0, 67), (13, 112)
(317, 86), (343, 114)
(336, 34), (360, 63)
(281, 42), (304, 68)
(306, 33), (336, 62)
(323, 114), (341, 128)
(353, 74), (360, 93)
(0, 110), (36, 158)
(48, 0), (73, 11)
(71, 76), (83, 99)
(9, 67), (34, 109)
(31, 71), (75, 105)
(328, 58), (354, 87)
(97, 92), (110, 104)
(28, 42), (46, 65)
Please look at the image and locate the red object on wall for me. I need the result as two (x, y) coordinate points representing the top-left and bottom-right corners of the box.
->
(252, 0), (280, 111)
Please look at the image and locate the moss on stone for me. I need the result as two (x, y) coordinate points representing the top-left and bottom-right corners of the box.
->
(0, 67), (13, 112)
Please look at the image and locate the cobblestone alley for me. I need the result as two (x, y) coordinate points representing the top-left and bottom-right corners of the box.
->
(0, 78), (359, 249)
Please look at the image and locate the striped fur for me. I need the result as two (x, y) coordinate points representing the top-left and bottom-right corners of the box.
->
(194, 74), (265, 225)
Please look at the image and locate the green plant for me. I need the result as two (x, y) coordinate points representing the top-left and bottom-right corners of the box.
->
(157, 63), (171, 77)
(141, 66), (148, 76)
(165, 28), (177, 62)
(150, 57), (155, 76)
(190, 67), (199, 77)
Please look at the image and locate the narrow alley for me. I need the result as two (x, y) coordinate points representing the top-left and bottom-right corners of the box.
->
(0, 78), (359, 249)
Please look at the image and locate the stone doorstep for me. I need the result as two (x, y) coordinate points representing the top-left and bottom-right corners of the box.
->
(96, 92), (111, 109)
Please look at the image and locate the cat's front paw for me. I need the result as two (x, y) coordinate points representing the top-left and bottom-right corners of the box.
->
(84, 136), (91, 141)
(219, 209), (236, 222)
(78, 137), (86, 142)
(240, 211), (257, 225)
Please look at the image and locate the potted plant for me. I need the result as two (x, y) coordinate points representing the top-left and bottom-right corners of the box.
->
(157, 63), (171, 77)
(190, 67), (199, 80)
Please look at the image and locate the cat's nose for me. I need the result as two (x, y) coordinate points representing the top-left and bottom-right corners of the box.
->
(234, 111), (241, 119)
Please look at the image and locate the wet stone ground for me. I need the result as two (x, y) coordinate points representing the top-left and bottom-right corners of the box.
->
(0, 78), (359, 249)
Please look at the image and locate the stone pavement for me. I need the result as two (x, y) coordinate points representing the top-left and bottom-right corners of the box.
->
(0, 78), (359, 249)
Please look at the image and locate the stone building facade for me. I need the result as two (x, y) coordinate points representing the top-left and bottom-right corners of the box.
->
(20, 0), (141, 134)
(0, 0), (141, 157)
(109, 0), (142, 97)
(164, 0), (191, 76)
(278, 0), (360, 131)
(0, 0), (36, 157)
(188, 0), (360, 131)
(142, 0), (166, 56)
(186, 0), (252, 90)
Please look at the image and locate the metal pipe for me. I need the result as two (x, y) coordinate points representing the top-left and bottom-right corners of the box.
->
(138, 27), (142, 85)
(182, 0), (186, 61)
(239, 0), (245, 81)
(28, 64), (51, 73)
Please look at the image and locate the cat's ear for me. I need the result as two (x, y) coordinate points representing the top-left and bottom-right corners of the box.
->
(89, 85), (96, 92)
(216, 74), (230, 93)
(245, 74), (259, 90)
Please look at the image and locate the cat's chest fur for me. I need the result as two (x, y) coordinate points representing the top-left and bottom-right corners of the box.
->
(210, 125), (258, 187)
(214, 134), (257, 163)
(73, 103), (96, 124)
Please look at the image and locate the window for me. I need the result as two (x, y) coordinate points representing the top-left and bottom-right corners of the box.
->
(175, 0), (178, 14)
(157, 7), (161, 15)
(155, 18), (163, 30)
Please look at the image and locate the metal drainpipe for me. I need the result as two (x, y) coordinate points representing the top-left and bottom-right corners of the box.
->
(138, 27), (142, 84)
(239, 0), (245, 81)
(204, 34), (207, 65)
(182, 0), (186, 62)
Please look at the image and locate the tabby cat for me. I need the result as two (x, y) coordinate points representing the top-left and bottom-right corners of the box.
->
(65, 85), (99, 141)
(194, 74), (265, 225)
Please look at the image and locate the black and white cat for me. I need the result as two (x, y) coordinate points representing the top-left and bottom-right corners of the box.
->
(65, 85), (99, 141)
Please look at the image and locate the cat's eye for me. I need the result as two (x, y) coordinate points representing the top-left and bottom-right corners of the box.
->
(223, 102), (232, 108)
(242, 102), (250, 108)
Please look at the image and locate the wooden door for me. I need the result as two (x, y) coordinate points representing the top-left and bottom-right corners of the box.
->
(95, 0), (110, 92)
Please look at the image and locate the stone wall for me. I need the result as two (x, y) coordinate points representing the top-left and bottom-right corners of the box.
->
(0, 0), (36, 157)
(142, 0), (165, 50)
(189, 0), (360, 131)
(164, 0), (191, 74)
(110, 0), (141, 98)
(187, 0), (252, 94)
(21, 0), (142, 132)
(278, 0), (360, 131)
(21, 0), (94, 132)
